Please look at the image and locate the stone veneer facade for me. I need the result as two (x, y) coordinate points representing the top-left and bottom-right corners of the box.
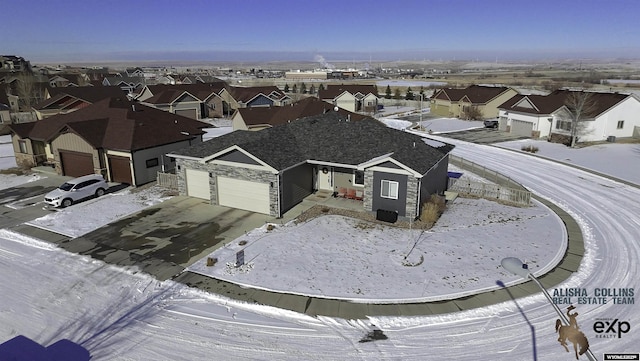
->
(363, 169), (419, 221)
(176, 159), (280, 217)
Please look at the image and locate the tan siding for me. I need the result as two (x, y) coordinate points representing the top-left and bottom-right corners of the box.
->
(484, 89), (519, 118)
(52, 133), (100, 173)
(52, 133), (96, 154)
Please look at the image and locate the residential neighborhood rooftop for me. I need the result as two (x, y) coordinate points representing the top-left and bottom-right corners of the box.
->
(172, 111), (454, 173)
(12, 97), (208, 151)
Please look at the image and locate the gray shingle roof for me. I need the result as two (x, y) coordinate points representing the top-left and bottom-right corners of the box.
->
(172, 112), (454, 174)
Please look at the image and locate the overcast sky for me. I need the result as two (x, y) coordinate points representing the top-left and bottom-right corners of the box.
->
(3, 0), (639, 64)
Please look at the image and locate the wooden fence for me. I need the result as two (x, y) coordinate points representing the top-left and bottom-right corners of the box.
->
(156, 172), (178, 190)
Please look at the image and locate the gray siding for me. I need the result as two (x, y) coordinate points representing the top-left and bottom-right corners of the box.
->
(371, 171), (408, 217)
(377, 161), (402, 169)
(217, 149), (261, 165)
(247, 95), (274, 107)
(281, 163), (314, 213)
(419, 154), (450, 205)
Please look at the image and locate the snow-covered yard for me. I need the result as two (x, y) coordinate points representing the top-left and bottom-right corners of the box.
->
(496, 138), (640, 185)
(189, 198), (565, 303)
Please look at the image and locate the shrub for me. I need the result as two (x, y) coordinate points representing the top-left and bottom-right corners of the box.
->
(420, 194), (446, 224)
(266, 224), (276, 231)
(420, 202), (440, 225)
(521, 144), (539, 153)
(206, 257), (217, 267)
(430, 194), (446, 213)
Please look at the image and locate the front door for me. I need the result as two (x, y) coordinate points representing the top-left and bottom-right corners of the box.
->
(318, 166), (333, 191)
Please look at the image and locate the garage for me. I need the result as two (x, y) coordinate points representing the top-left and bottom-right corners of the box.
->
(60, 151), (93, 177)
(217, 176), (270, 214)
(108, 155), (133, 184)
(511, 119), (534, 137)
(175, 108), (198, 119)
(186, 169), (211, 200)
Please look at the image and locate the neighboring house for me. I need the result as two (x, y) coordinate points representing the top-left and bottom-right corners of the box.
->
(154, 74), (176, 85)
(9, 97), (207, 186)
(430, 85), (518, 119)
(35, 86), (126, 118)
(123, 67), (145, 78)
(48, 73), (90, 87)
(0, 55), (31, 73)
(318, 84), (379, 113)
(498, 89), (640, 142)
(231, 96), (368, 131)
(102, 76), (145, 93)
(0, 91), (11, 125)
(218, 85), (291, 115)
(86, 67), (116, 82)
(169, 112), (454, 220)
(137, 82), (227, 119)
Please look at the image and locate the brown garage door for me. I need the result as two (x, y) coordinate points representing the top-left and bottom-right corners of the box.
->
(60, 151), (93, 177)
(175, 108), (198, 119)
(108, 155), (133, 185)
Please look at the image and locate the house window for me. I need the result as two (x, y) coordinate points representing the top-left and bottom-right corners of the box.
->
(380, 180), (399, 199)
(617, 120), (624, 129)
(146, 158), (159, 168)
(556, 120), (572, 131)
(354, 170), (364, 186)
(18, 140), (27, 153)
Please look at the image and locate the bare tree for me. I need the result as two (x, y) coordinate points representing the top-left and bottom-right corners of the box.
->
(14, 74), (42, 112)
(563, 91), (599, 147)
(463, 106), (483, 120)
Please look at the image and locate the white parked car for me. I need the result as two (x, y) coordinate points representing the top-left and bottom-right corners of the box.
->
(44, 174), (109, 208)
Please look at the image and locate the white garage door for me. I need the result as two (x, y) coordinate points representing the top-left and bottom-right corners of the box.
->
(186, 169), (211, 200)
(217, 176), (270, 214)
(511, 119), (533, 137)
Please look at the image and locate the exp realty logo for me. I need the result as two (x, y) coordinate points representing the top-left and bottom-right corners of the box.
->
(594, 318), (631, 338)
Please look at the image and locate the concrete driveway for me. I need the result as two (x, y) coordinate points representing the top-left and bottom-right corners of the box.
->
(439, 127), (530, 144)
(66, 196), (274, 277)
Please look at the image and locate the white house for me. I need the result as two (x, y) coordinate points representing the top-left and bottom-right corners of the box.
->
(498, 90), (640, 143)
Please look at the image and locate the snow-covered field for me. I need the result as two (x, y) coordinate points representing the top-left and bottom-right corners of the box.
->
(1, 117), (639, 359)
